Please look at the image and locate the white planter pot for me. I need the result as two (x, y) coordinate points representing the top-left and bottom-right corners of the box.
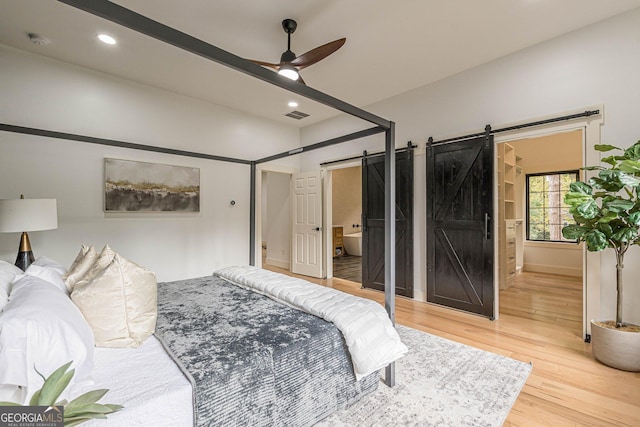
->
(591, 320), (640, 372)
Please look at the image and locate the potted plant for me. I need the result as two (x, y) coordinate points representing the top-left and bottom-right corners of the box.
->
(0, 361), (122, 425)
(562, 140), (640, 371)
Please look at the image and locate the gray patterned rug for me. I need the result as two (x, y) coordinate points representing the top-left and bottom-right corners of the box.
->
(317, 325), (531, 426)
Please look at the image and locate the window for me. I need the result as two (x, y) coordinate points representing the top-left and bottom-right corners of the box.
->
(526, 171), (579, 242)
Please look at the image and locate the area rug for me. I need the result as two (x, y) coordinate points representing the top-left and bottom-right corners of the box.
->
(318, 325), (532, 426)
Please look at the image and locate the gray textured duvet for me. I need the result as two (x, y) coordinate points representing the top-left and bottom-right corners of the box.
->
(155, 275), (379, 426)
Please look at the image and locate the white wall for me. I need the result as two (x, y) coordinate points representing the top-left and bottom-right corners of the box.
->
(300, 9), (640, 325)
(264, 171), (291, 269)
(0, 45), (300, 282)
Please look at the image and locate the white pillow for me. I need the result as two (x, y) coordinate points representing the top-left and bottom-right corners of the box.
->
(72, 253), (157, 348)
(0, 260), (22, 312)
(64, 245), (98, 292)
(0, 274), (94, 405)
(24, 256), (68, 294)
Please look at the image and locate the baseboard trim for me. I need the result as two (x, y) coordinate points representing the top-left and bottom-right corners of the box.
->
(523, 263), (582, 277)
(265, 258), (290, 270)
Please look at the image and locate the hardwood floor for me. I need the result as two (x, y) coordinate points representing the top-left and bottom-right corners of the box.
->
(265, 266), (640, 426)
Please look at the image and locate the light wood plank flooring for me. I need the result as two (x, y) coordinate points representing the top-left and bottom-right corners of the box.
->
(265, 266), (640, 426)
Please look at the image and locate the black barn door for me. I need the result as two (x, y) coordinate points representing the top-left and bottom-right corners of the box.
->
(426, 135), (494, 318)
(362, 148), (413, 297)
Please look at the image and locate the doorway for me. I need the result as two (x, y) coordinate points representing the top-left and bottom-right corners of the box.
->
(497, 129), (584, 336)
(331, 165), (363, 283)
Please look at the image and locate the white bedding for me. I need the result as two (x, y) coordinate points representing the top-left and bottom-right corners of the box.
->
(75, 335), (192, 426)
(215, 266), (408, 380)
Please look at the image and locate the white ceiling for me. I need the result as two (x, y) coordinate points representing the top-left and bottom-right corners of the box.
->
(1, 0), (640, 127)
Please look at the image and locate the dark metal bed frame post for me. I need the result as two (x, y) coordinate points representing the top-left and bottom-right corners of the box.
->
(384, 122), (396, 387)
(249, 161), (257, 266)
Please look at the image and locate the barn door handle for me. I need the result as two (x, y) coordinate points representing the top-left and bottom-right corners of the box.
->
(361, 214), (367, 232)
(484, 213), (491, 240)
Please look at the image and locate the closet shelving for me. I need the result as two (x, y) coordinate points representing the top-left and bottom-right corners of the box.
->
(498, 143), (522, 289)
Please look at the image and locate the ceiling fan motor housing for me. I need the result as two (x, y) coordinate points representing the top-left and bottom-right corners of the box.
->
(282, 19), (297, 34)
(280, 19), (298, 62)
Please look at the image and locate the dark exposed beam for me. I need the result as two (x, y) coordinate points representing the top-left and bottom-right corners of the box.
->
(56, 0), (392, 129)
(0, 123), (250, 164)
(255, 126), (385, 164)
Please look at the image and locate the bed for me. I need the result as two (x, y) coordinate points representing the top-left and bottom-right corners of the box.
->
(3, 259), (406, 426)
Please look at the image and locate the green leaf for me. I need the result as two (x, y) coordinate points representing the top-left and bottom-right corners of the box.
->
(618, 159), (640, 174)
(617, 171), (640, 187)
(604, 198), (635, 213)
(585, 230), (608, 251)
(0, 401), (22, 406)
(37, 362), (74, 406)
(104, 404), (124, 412)
(562, 224), (589, 240)
(597, 211), (618, 223)
(611, 227), (638, 242)
(601, 155), (618, 166)
(582, 165), (604, 171)
(34, 365), (47, 384)
(627, 211), (640, 225)
(624, 142), (640, 160)
(569, 181), (592, 194)
(576, 200), (600, 219)
(564, 191), (593, 206)
(597, 223), (614, 238)
(66, 389), (109, 412)
(65, 403), (117, 418)
(29, 389), (41, 406)
(594, 144), (621, 152)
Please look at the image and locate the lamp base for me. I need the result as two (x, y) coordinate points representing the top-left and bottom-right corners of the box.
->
(15, 232), (35, 271)
(15, 250), (35, 271)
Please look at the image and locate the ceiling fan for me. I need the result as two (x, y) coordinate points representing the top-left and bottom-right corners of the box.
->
(249, 19), (346, 85)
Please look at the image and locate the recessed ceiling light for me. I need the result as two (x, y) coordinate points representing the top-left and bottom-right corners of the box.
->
(288, 101), (299, 108)
(98, 34), (116, 45)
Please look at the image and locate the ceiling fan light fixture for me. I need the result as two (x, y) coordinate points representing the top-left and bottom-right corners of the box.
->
(278, 64), (299, 81)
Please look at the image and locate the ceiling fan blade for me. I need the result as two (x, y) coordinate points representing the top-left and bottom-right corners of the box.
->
(248, 59), (281, 70)
(290, 38), (346, 70)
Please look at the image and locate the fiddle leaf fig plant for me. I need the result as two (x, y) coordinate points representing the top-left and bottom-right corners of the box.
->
(562, 140), (640, 328)
(0, 361), (123, 426)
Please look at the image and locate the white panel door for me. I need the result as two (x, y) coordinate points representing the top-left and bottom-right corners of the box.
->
(291, 171), (323, 278)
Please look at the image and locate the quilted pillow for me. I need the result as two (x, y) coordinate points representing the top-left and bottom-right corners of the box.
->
(64, 244), (98, 292)
(0, 261), (22, 312)
(71, 252), (157, 348)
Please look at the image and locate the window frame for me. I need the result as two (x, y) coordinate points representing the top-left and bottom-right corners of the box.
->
(525, 169), (580, 243)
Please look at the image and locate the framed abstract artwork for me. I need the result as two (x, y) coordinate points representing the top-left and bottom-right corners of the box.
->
(104, 158), (200, 212)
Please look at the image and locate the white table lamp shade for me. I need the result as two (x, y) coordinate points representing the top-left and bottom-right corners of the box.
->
(0, 199), (58, 232)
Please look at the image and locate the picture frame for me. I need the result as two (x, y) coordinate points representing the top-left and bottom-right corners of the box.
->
(104, 158), (200, 212)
